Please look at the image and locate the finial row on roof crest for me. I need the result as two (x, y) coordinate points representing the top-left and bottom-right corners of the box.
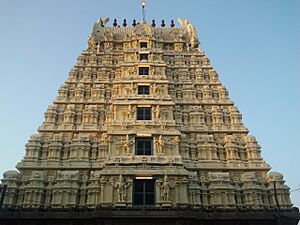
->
(111, 19), (178, 28)
(97, 17), (179, 28)
(90, 17), (199, 48)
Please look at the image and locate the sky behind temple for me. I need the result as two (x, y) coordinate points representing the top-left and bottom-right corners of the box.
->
(0, 0), (299, 207)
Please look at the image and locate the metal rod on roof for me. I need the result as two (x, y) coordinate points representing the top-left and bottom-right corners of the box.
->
(141, 1), (146, 23)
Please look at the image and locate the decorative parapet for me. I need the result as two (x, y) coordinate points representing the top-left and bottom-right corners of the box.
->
(87, 17), (199, 50)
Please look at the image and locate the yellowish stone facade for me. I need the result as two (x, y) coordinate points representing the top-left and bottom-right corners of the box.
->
(0, 18), (293, 209)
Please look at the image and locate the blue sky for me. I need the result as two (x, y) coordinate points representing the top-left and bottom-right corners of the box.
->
(0, 0), (299, 207)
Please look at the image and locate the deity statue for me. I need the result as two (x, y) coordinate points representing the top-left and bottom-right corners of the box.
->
(130, 83), (136, 94)
(127, 105), (135, 120)
(153, 105), (160, 119)
(123, 135), (134, 154)
(161, 175), (171, 202)
(113, 175), (128, 202)
(151, 83), (157, 94)
(155, 135), (164, 153)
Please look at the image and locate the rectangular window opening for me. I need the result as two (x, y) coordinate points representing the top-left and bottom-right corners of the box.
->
(137, 107), (151, 120)
(140, 53), (148, 61)
(138, 85), (150, 95)
(140, 42), (148, 48)
(133, 179), (155, 206)
(135, 137), (153, 155)
(139, 67), (149, 75)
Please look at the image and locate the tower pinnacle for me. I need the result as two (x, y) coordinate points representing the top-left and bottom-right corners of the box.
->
(141, 1), (146, 23)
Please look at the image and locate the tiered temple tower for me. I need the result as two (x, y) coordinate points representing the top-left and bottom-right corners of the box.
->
(0, 17), (299, 225)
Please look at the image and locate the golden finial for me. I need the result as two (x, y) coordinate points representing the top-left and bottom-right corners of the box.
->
(141, 1), (146, 22)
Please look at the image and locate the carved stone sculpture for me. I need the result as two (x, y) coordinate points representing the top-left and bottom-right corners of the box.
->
(161, 175), (171, 202)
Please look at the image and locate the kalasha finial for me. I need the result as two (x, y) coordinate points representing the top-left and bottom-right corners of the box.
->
(132, 19), (137, 27)
(113, 19), (118, 27)
(123, 19), (127, 27)
(141, 1), (146, 22)
(151, 19), (156, 27)
(170, 19), (175, 27)
(161, 20), (165, 27)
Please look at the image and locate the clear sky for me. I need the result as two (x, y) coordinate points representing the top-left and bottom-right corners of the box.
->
(0, 0), (299, 207)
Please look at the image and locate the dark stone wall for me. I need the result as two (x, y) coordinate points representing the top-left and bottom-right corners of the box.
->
(0, 208), (299, 225)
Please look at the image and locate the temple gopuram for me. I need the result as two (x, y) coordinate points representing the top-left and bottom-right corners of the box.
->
(0, 15), (299, 225)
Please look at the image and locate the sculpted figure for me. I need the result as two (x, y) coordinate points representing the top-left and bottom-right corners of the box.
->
(173, 136), (180, 145)
(101, 132), (108, 143)
(161, 175), (172, 202)
(127, 105), (132, 119)
(87, 35), (97, 49)
(123, 135), (134, 154)
(151, 83), (157, 94)
(127, 105), (135, 120)
(113, 175), (129, 202)
(155, 135), (164, 153)
(130, 83), (136, 94)
(153, 105), (160, 119)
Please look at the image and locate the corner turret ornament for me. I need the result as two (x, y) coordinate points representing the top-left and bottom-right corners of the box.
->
(91, 17), (110, 36)
(98, 17), (110, 27)
(87, 17), (110, 49)
(178, 17), (199, 48)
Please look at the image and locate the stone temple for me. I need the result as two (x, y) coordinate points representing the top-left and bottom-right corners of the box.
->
(0, 17), (299, 225)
